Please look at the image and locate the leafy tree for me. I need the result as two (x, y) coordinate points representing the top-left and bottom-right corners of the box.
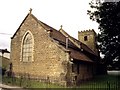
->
(88, 1), (120, 69)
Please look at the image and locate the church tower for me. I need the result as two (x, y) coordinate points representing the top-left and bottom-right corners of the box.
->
(78, 29), (98, 54)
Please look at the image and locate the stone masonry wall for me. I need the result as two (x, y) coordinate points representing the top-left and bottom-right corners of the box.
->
(11, 14), (70, 86)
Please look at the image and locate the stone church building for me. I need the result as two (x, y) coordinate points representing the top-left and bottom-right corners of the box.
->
(11, 10), (100, 86)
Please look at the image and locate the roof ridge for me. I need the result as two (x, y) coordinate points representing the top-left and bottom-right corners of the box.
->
(11, 13), (56, 39)
(11, 12), (97, 56)
(29, 14), (53, 31)
(59, 29), (97, 55)
(11, 13), (30, 39)
(59, 29), (81, 48)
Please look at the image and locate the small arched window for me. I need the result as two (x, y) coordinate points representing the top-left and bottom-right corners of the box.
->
(84, 36), (88, 41)
(22, 32), (33, 62)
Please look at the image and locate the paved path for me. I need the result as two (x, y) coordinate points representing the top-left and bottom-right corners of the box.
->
(0, 83), (25, 90)
(107, 70), (120, 75)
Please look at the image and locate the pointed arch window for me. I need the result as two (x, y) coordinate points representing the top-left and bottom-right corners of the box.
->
(22, 32), (33, 62)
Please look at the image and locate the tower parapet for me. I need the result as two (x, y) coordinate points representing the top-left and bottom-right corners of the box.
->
(78, 29), (98, 54)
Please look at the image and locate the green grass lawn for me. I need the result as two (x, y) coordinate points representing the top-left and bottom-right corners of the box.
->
(2, 76), (63, 88)
(77, 75), (119, 89)
(2, 74), (120, 89)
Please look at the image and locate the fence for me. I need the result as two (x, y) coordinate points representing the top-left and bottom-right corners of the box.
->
(78, 81), (119, 90)
(2, 73), (120, 89)
(2, 74), (31, 88)
(2, 73), (62, 88)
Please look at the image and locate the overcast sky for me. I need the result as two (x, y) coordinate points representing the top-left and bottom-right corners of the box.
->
(0, 0), (99, 51)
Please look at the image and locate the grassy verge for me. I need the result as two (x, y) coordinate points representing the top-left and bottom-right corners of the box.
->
(78, 75), (120, 89)
(2, 74), (120, 89)
(2, 76), (63, 88)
